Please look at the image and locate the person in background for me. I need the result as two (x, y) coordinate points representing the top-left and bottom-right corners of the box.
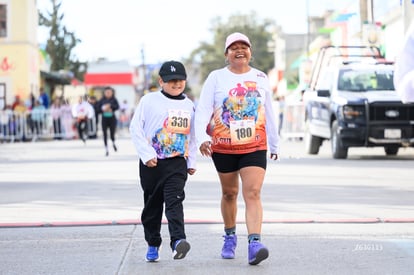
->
(61, 98), (75, 139)
(50, 97), (63, 139)
(39, 87), (50, 109)
(98, 87), (120, 156)
(31, 99), (46, 141)
(277, 95), (285, 136)
(87, 95), (99, 139)
(0, 105), (13, 141)
(195, 32), (279, 265)
(12, 96), (26, 113)
(11, 95), (21, 110)
(129, 60), (196, 262)
(72, 95), (94, 143)
(25, 93), (36, 111)
(11, 97), (27, 140)
(119, 99), (130, 132)
(394, 20), (414, 103)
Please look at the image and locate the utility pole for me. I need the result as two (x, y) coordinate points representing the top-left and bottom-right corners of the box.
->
(359, 0), (368, 29)
(306, 0), (310, 58)
(140, 46), (147, 94)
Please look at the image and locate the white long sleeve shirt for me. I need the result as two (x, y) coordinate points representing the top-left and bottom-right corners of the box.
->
(394, 21), (414, 103)
(129, 91), (197, 169)
(71, 101), (94, 119)
(195, 67), (279, 155)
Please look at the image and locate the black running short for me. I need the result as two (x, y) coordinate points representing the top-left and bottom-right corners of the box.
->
(211, 150), (267, 173)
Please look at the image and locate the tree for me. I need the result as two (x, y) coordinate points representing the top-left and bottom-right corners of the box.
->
(187, 12), (276, 85)
(38, 0), (87, 80)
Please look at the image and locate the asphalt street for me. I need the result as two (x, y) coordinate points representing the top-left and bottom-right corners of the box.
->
(0, 136), (413, 274)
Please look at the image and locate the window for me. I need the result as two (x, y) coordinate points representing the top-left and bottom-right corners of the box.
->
(0, 4), (7, 38)
(338, 68), (394, 92)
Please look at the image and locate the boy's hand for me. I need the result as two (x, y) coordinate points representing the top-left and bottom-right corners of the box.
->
(187, 168), (196, 175)
(270, 153), (278, 160)
(145, 158), (157, 167)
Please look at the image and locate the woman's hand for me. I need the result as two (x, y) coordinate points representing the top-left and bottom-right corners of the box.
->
(199, 141), (212, 157)
(145, 158), (158, 167)
(187, 168), (196, 175)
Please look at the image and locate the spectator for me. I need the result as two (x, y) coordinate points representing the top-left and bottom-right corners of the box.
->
(11, 96), (27, 140)
(50, 97), (63, 139)
(0, 105), (13, 141)
(39, 87), (50, 109)
(119, 99), (130, 132)
(61, 98), (75, 139)
(11, 95), (21, 110)
(31, 100), (46, 141)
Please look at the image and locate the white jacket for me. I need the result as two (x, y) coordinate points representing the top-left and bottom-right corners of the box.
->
(394, 21), (414, 103)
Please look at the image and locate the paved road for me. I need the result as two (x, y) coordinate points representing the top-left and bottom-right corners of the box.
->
(0, 137), (413, 274)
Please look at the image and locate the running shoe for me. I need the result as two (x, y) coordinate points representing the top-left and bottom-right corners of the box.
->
(221, 234), (237, 259)
(145, 246), (160, 262)
(248, 241), (269, 265)
(172, 239), (190, 260)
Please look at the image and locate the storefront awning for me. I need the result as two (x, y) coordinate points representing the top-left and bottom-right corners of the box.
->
(40, 71), (71, 85)
(84, 73), (134, 85)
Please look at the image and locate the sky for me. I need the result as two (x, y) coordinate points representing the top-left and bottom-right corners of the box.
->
(36, 0), (349, 65)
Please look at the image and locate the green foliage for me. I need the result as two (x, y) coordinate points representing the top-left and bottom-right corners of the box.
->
(38, 0), (87, 80)
(187, 12), (276, 84)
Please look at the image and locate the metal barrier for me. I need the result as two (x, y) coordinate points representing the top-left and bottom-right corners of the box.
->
(2, 103), (305, 142)
(0, 110), (96, 142)
(279, 102), (306, 139)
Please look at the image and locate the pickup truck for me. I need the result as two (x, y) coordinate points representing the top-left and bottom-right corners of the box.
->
(303, 46), (414, 159)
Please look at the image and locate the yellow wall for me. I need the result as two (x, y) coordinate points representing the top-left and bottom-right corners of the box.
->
(10, 0), (37, 43)
(0, 0), (39, 107)
(0, 44), (39, 103)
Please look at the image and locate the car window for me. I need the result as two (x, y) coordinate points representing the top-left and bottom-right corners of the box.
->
(338, 69), (394, 91)
(316, 70), (334, 90)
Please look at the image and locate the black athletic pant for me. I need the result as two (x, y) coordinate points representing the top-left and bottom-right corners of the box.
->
(101, 116), (117, 146)
(76, 119), (87, 142)
(53, 118), (62, 139)
(139, 157), (188, 249)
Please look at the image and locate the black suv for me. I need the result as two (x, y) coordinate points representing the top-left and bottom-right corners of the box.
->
(303, 46), (414, 159)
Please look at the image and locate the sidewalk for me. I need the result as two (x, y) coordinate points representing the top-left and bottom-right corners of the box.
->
(1, 223), (414, 275)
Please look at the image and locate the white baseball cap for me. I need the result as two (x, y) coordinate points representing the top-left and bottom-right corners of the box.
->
(225, 32), (251, 52)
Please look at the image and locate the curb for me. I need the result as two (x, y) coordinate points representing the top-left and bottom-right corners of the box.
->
(1, 218), (414, 229)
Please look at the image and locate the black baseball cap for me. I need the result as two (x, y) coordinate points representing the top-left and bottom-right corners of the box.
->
(159, 61), (187, 82)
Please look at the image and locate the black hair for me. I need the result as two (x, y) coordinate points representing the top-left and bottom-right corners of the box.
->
(103, 86), (115, 97)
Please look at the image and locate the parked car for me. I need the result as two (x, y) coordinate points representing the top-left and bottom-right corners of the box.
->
(303, 46), (414, 159)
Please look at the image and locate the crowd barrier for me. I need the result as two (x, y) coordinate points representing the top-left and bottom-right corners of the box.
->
(2, 103), (302, 142)
(278, 101), (306, 139)
(0, 110), (96, 142)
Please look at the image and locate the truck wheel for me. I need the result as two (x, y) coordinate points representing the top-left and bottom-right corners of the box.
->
(331, 121), (348, 159)
(384, 146), (399, 156)
(305, 120), (321, 155)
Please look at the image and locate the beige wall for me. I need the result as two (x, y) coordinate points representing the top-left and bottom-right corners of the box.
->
(0, 0), (39, 107)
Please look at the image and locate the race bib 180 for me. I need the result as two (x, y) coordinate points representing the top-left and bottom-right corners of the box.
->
(229, 119), (256, 145)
